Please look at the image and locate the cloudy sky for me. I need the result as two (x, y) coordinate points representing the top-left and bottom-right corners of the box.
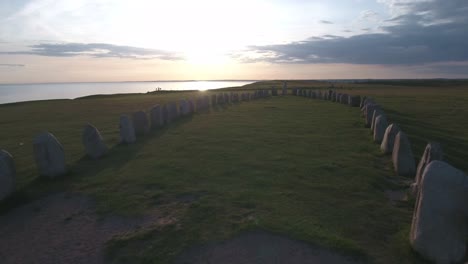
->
(0, 0), (467, 83)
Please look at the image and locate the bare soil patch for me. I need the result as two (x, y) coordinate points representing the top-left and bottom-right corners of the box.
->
(0, 192), (163, 264)
(174, 230), (361, 264)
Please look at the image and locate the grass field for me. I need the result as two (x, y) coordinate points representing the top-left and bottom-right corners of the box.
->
(1, 80), (467, 263)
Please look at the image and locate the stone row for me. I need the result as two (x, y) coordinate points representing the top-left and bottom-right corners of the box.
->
(290, 85), (467, 263)
(0, 89), (277, 201)
(360, 97), (466, 264)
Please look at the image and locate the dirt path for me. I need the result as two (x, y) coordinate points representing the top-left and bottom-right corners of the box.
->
(174, 230), (360, 264)
(0, 192), (161, 264)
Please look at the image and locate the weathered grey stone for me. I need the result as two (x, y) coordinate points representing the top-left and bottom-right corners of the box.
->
(167, 101), (179, 122)
(360, 96), (367, 108)
(340, 94), (349, 104)
(150, 105), (163, 129)
(33, 132), (67, 178)
(188, 99), (195, 113)
(365, 104), (380, 128)
(380, 123), (401, 154)
(0, 149), (15, 201)
(211, 94), (217, 105)
(162, 104), (169, 124)
(82, 123), (107, 159)
(373, 115), (388, 144)
(217, 94), (224, 104)
(179, 99), (189, 115)
(410, 160), (468, 264)
(392, 131), (416, 176)
(119, 115), (136, 144)
(371, 108), (384, 132)
(132, 111), (149, 135)
(349, 95), (361, 107)
(272, 87), (278, 96)
(282, 82), (287, 95)
(412, 142), (444, 195)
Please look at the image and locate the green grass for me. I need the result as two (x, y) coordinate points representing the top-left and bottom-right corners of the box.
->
(2, 80), (467, 263)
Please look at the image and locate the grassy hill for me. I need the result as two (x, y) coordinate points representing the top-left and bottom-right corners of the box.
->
(1, 80), (467, 263)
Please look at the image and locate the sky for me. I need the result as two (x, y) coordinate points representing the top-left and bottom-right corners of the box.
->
(0, 0), (467, 83)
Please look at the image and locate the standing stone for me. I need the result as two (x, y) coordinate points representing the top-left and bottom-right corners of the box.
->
(340, 94), (349, 104)
(132, 111), (150, 135)
(412, 142), (443, 195)
(211, 94), (217, 105)
(168, 101), (179, 122)
(282, 82), (287, 95)
(349, 95), (361, 107)
(380, 123), (401, 154)
(82, 123), (108, 159)
(410, 161), (468, 264)
(371, 109), (384, 132)
(217, 94), (224, 104)
(373, 115), (388, 144)
(365, 104), (380, 128)
(120, 115), (136, 144)
(204, 96), (210, 109)
(0, 150), (15, 201)
(360, 96), (367, 108)
(162, 104), (169, 124)
(179, 99), (189, 115)
(33, 132), (67, 178)
(292, 88), (298, 95)
(272, 87), (278, 96)
(150, 105), (163, 129)
(392, 131), (416, 176)
(188, 99), (195, 113)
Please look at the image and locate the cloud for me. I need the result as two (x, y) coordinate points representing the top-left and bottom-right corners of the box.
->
(0, 42), (184, 60)
(234, 0), (468, 66)
(0, 63), (24, 67)
(319, 20), (333, 24)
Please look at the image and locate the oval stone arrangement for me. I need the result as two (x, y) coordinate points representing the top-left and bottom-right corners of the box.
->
(33, 132), (67, 178)
(82, 123), (108, 159)
(0, 149), (16, 201)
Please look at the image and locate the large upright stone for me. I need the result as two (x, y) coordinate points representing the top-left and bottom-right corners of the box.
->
(349, 95), (360, 107)
(217, 94), (224, 104)
(412, 142), (443, 195)
(380, 123), (400, 154)
(373, 115), (388, 143)
(410, 161), (468, 264)
(120, 115), (136, 144)
(179, 99), (189, 116)
(188, 99), (195, 113)
(82, 123), (108, 159)
(150, 105), (163, 129)
(365, 104), (380, 128)
(0, 150), (15, 201)
(167, 101), (179, 122)
(371, 108), (384, 132)
(392, 131), (416, 176)
(33, 132), (67, 178)
(132, 110), (149, 135)
(282, 82), (287, 95)
(271, 87), (278, 96)
(162, 104), (169, 124)
(211, 94), (217, 105)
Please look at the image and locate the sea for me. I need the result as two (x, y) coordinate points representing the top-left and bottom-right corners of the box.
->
(0, 80), (256, 104)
